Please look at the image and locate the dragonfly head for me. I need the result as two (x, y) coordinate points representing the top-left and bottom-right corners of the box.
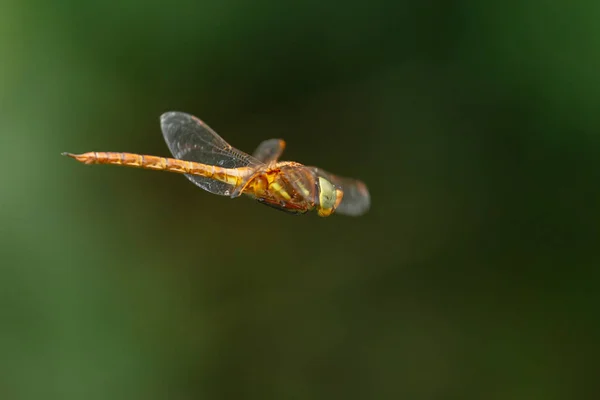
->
(316, 176), (344, 217)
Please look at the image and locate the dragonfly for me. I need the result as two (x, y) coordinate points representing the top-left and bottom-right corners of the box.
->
(63, 111), (370, 217)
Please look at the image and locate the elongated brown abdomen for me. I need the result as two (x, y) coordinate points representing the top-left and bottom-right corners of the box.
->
(62, 151), (247, 187)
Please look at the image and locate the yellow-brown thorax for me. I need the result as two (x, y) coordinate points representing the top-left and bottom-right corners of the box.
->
(242, 161), (320, 213)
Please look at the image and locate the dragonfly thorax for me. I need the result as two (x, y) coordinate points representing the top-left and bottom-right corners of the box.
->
(257, 165), (345, 217)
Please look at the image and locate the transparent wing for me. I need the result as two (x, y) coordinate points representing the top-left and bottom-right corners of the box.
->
(327, 172), (370, 216)
(252, 139), (286, 164)
(160, 111), (263, 196)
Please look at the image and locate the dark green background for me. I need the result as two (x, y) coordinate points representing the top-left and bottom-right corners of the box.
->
(1, 1), (598, 399)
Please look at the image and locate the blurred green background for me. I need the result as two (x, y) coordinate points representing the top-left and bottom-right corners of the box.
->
(1, 0), (599, 399)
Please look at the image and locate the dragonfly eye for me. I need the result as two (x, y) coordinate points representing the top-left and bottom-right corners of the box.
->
(316, 177), (338, 217)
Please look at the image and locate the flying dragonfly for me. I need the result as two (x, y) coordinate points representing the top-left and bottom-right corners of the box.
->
(63, 112), (370, 217)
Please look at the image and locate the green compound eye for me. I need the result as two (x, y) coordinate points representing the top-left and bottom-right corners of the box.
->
(317, 176), (337, 217)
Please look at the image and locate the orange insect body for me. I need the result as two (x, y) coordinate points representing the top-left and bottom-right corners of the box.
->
(64, 151), (249, 188)
(63, 112), (369, 217)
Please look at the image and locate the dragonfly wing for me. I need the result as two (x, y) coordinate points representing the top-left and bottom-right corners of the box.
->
(324, 171), (370, 216)
(161, 112), (263, 196)
(252, 139), (286, 164)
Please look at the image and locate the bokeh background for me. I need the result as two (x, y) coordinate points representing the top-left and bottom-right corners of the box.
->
(1, 1), (599, 399)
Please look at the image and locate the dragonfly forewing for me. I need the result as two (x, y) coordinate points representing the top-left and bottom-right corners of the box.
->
(160, 112), (263, 196)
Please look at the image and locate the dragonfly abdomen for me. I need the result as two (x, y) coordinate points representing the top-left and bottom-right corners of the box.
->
(62, 151), (243, 186)
(63, 151), (195, 172)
